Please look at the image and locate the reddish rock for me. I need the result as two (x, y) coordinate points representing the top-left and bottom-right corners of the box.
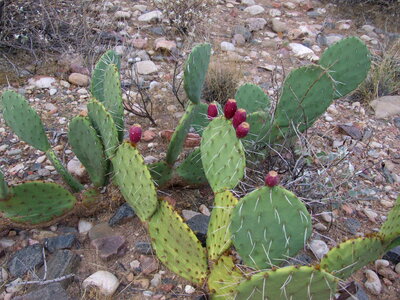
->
(154, 38), (177, 52)
(160, 284), (174, 292)
(185, 133), (201, 148)
(341, 204), (354, 215)
(139, 255), (158, 275)
(160, 130), (174, 141)
(91, 235), (127, 260)
(131, 38), (148, 49)
(143, 130), (157, 142)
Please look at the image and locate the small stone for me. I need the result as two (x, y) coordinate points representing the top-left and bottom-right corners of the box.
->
(36, 155), (47, 164)
(320, 212), (333, 223)
(91, 235), (127, 260)
(130, 260), (140, 270)
(309, 240), (329, 259)
(314, 223), (327, 231)
(44, 234), (77, 253)
(68, 73), (90, 87)
(134, 278), (150, 289)
(326, 34), (344, 46)
(269, 8), (281, 17)
(115, 11), (131, 20)
(288, 43), (317, 60)
(49, 88), (57, 96)
(246, 18), (267, 31)
(154, 38), (177, 52)
(375, 259), (390, 269)
(138, 11), (162, 23)
(364, 270), (381, 295)
(67, 157), (87, 178)
(344, 218), (361, 235)
(88, 223), (114, 241)
(38, 168), (51, 177)
(337, 124), (363, 140)
(151, 274), (162, 287)
(395, 263), (400, 274)
(325, 115), (333, 122)
(78, 219), (93, 233)
(7, 244), (44, 277)
(271, 18), (287, 33)
(244, 5), (265, 15)
(233, 34), (246, 46)
(370, 96), (400, 119)
(144, 156), (158, 164)
(134, 61), (158, 75)
(199, 204), (210, 216)
(377, 267), (398, 281)
(7, 149), (22, 156)
(109, 203), (136, 226)
(242, 0), (255, 5)
(221, 41), (235, 52)
(6, 278), (23, 293)
(134, 242), (153, 255)
(187, 214), (209, 246)
(233, 25), (251, 41)
(142, 130), (156, 142)
(139, 255), (158, 275)
(184, 285), (195, 294)
(28, 76), (56, 89)
(83, 271), (120, 296)
(143, 290), (153, 297)
(363, 208), (378, 222)
(131, 38), (148, 49)
(182, 210), (201, 221)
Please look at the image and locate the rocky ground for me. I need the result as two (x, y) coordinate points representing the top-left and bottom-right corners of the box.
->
(0, 0), (400, 299)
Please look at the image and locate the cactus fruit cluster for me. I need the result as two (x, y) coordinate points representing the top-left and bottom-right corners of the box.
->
(1, 37), (398, 299)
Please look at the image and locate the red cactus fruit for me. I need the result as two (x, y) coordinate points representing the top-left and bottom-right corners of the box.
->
(236, 122), (250, 138)
(224, 99), (237, 119)
(265, 171), (279, 187)
(207, 103), (218, 120)
(129, 124), (142, 145)
(232, 108), (247, 129)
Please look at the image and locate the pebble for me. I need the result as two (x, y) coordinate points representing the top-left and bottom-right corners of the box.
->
(155, 39), (177, 52)
(131, 38), (148, 49)
(138, 10), (162, 23)
(269, 9), (281, 17)
(134, 61), (158, 75)
(363, 208), (378, 222)
(49, 88), (57, 96)
(91, 235), (127, 260)
(135, 278), (150, 289)
(375, 259), (390, 269)
(309, 239), (329, 259)
(221, 41), (235, 52)
(6, 278), (23, 293)
(144, 155), (158, 164)
(320, 212), (333, 223)
(199, 204), (210, 216)
(151, 273), (162, 287)
(182, 210), (201, 221)
(288, 43), (317, 61)
(134, 242), (153, 255)
(88, 223), (114, 241)
(44, 234), (77, 253)
(395, 263), (400, 274)
(139, 255), (158, 275)
(36, 155), (47, 164)
(187, 214), (210, 246)
(78, 219), (93, 233)
(314, 223), (327, 231)
(7, 244), (44, 277)
(271, 18), (287, 33)
(13, 283), (70, 300)
(325, 115), (333, 122)
(67, 157), (87, 178)
(244, 5), (265, 15)
(364, 270), (382, 295)
(130, 260), (140, 270)
(246, 18), (266, 31)
(83, 271), (120, 296)
(28, 76), (56, 89)
(114, 11), (131, 20)
(68, 73), (90, 87)
(184, 285), (196, 294)
(109, 203), (136, 226)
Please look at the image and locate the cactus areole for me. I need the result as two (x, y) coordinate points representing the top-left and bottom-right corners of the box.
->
(224, 99), (237, 119)
(129, 124), (142, 145)
(265, 170), (279, 187)
(207, 103), (218, 120)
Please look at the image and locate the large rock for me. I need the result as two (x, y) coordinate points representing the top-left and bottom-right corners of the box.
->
(138, 10), (162, 23)
(7, 244), (44, 277)
(288, 43), (318, 61)
(134, 61), (158, 75)
(370, 96), (400, 119)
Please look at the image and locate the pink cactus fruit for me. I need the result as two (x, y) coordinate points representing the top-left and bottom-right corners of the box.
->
(232, 108), (247, 129)
(235, 122), (250, 138)
(129, 124), (142, 145)
(265, 171), (279, 187)
(207, 103), (218, 120)
(224, 99), (237, 119)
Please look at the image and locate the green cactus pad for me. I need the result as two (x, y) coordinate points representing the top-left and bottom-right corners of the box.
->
(112, 142), (158, 221)
(231, 186), (312, 269)
(319, 37), (370, 99)
(191, 102), (210, 136)
(207, 191), (238, 261)
(235, 83), (270, 113)
(103, 64), (124, 141)
(149, 200), (208, 284)
(242, 111), (272, 144)
(184, 43), (212, 104)
(68, 116), (107, 187)
(0, 170), (9, 199)
(320, 236), (385, 280)
(0, 181), (76, 225)
(201, 117), (246, 193)
(272, 65), (334, 139)
(149, 161), (172, 187)
(87, 100), (119, 159)
(1, 90), (50, 152)
(46, 150), (84, 192)
(380, 196), (400, 245)
(166, 103), (195, 165)
(176, 149), (207, 185)
(91, 50), (121, 102)
(234, 266), (338, 300)
(208, 255), (244, 299)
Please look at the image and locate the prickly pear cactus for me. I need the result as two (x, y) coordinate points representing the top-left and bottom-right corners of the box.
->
(208, 255), (244, 299)
(103, 64), (124, 141)
(175, 148), (207, 185)
(201, 117), (246, 193)
(87, 99), (119, 159)
(319, 37), (371, 99)
(271, 65), (334, 140)
(235, 83), (270, 113)
(0, 182), (76, 225)
(1, 90), (50, 152)
(184, 43), (211, 104)
(68, 116), (107, 187)
(0, 170), (8, 199)
(320, 236), (385, 280)
(112, 142), (158, 221)
(234, 266), (338, 300)
(242, 111), (271, 144)
(207, 191), (238, 261)
(231, 186), (312, 269)
(148, 200), (208, 284)
(91, 50), (121, 102)
(380, 195), (400, 245)
(149, 161), (173, 188)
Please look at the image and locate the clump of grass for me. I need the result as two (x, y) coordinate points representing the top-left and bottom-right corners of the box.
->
(202, 61), (241, 105)
(352, 40), (400, 103)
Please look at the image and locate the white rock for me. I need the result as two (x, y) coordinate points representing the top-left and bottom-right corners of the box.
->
(150, 274), (162, 287)
(325, 115), (333, 122)
(130, 260), (140, 270)
(36, 155), (47, 164)
(184, 285), (196, 294)
(370, 96), (400, 119)
(395, 263), (400, 274)
(370, 141), (383, 149)
(221, 41), (235, 52)
(363, 208), (378, 222)
(83, 271), (120, 296)
(309, 239), (329, 259)
(144, 156), (158, 164)
(114, 45), (126, 56)
(133, 5), (147, 12)
(49, 88), (57, 96)
(283, 2), (296, 9)
(78, 219), (93, 234)
(244, 5), (265, 15)
(114, 11), (131, 20)
(6, 278), (23, 293)
(314, 223), (327, 231)
(364, 270), (382, 295)
(67, 156), (86, 178)
(134, 61), (158, 75)
(28, 76), (56, 89)
(242, 0), (255, 5)
(374, 259), (390, 269)
(320, 212), (333, 223)
(1, 268), (8, 283)
(288, 43), (317, 61)
(138, 10), (162, 23)
(362, 25), (375, 33)
(269, 8), (281, 17)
